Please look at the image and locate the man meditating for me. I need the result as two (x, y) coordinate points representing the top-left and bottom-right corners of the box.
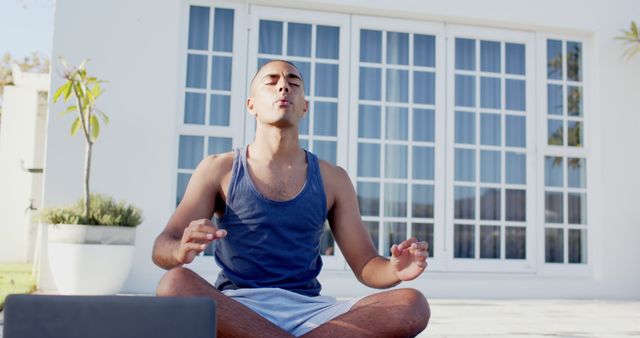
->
(152, 60), (430, 337)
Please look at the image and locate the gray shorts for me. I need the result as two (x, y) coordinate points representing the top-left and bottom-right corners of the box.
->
(222, 287), (359, 336)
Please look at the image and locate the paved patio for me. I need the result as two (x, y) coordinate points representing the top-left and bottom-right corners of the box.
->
(1, 298), (639, 337)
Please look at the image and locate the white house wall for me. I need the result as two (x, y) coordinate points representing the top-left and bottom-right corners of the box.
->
(42, 0), (640, 298)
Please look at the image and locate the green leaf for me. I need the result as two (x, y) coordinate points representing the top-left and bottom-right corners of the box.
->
(92, 83), (101, 98)
(63, 80), (74, 101)
(98, 110), (110, 124)
(59, 105), (77, 117)
(53, 82), (70, 102)
(90, 115), (100, 141)
(70, 117), (81, 136)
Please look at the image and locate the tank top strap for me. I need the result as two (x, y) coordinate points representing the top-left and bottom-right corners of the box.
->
(223, 147), (243, 211)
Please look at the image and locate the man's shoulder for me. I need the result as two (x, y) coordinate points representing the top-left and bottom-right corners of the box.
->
(317, 158), (350, 186)
(195, 150), (236, 177)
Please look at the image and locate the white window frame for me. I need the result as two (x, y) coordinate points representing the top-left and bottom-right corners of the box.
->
(445, 24), (537, 273)
(246, 5), (351, 270)
(535, 33), (592, 277)
(175, 1), (248, 274)
(349, 15), (447, 271)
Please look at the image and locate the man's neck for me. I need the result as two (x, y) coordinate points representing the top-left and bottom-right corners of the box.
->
(249, 125), (304, 165)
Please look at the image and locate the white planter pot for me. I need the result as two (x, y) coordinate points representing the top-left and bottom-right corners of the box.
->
(47, 224), (136, 295)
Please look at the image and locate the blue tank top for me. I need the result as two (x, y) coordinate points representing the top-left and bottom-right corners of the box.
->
(214, 146), (326, 296)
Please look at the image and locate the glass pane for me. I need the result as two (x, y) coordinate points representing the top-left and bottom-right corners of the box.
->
(480, 113), (501, 146)
(358, 182), (380, 216)
(413, 71), (435, 104)
(568, 229), (587, 263)
(568, 193), (587, 224)
(319, 222), (335, 256)
(548, 119), (564, 146)
(186, 54), (207, 89)
(454, 224), (475, 258)
(568, 158), (586, 188)
(210, 94), (230, 126)
(358, 105), (381, 139)
(314, 102), (337, 136)
(455, 148), (475, 182)
(176, 173), (191, 206)
(547, 84), (563, 115)
(299, 139), (308, 150)
(455, 111), (475, 144)
(291, 61), (310, 96)
(385, 144), (408, 179)
(413, 146), (435, 181)
(287, 22), (311, 57)
(386, 69), (409, 103)
(188, 6), (209, 50)
(414, 34), (435, 67)
(506, 189), (526, 222)
(545, 192), (564, 223)
(505, 79), (525, 111)
(316, 25), (339, 59)
(315, 63), (339, 98)
(480, 40), (500, 73)
(547, 39), (562, 80)
(506, 43), (525, 75)
(506, 152), (526, 185)
(567, 121), (583, 147)
(412, 223), (434, 257)
(505, 226), (526, 259)
(567, 86), (583, 117)
(387, 31), (409, 65)
(480, 188), (500, 221)
(259, 20), (282, 54)
(545, 156), (563, 187)
(211, 56), (232, 90)
(213, 8), (234, 52)
(360, 29), (382, 63)
(566, 41), (582, 82)
(358, 143), (380, 177)
(359, 67), (382, 100)
(455, 75), (475, 107)
(314, 140), (337, 164)
(385, 106), (408, 140)
(480, 77), (501, 109)
(545, 228), (564, 263)
(480, 150), (501, 183)
(480, 225), (500, 259)
(184, 92), (206, 124)
(505, 115), (525, 148)
(299, 112), (309, 135)
(365, 221), (379, 250)
(412, 185), (434, 218)
(384, 183), (407, 217)
(178, 135), (204, 169)
(385, 222), (407, 257)
(455, 38), (475, 71)
(455, 186), (475, 219)
(208, 137), (232, 155)
(413, 109), (435, 142)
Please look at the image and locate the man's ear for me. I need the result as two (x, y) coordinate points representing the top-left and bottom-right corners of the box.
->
(247, 98), (256, 116)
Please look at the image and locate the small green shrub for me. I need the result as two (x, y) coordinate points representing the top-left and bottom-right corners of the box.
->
(39, 194), (143, 227)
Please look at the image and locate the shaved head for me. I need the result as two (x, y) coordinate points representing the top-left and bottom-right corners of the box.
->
(249, 60), (304, 95)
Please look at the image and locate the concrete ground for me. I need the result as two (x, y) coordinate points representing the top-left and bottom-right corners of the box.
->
(1, 299), (639, 337)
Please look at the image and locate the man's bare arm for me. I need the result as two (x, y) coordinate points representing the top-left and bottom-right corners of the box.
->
(324, 163), (428, 288)
(152, 153), (232, 270)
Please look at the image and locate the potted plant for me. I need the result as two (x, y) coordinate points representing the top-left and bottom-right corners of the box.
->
(39, 59), (143, 295)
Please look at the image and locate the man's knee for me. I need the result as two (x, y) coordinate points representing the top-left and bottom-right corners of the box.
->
(394, 288), (430, 333)
(156, 267), (196, 296)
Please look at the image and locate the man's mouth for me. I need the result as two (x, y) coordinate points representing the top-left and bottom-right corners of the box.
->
(276, 98), (290, 106)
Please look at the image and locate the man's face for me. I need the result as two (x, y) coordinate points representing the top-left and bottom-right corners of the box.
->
(247, 61), (308, 128)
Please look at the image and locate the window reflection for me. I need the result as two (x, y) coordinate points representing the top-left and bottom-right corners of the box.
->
(454, 224), (475, 258)
(505, 226), (526, 259)
(480, 225), (500, 259)
(545, 228), (564, 263)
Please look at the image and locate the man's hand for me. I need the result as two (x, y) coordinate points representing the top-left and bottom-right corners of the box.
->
(390, 237), (429, 281)
(174, 219), (227, 265)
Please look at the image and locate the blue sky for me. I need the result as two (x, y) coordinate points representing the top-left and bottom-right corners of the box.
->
(0, 0), (54, 59)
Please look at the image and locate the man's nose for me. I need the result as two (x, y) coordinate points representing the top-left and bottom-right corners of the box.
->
(278, 79), (290, 93)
